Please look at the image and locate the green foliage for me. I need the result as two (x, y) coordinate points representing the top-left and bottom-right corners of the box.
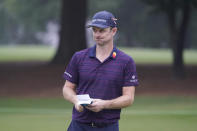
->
(139, 0), (197, 49)
(116, 0), (170, 47)
(4, 0), (60, 30)
(140, 0), (197, 13)
(0, 0), (18, 44)
(1, 0), (197, 49)
(88, 0), (122, 17)
(190, 10), (197, 48)
(0, 0), (61, 44)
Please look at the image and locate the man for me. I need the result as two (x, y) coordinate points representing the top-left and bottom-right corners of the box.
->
(63, 10), (139, 131)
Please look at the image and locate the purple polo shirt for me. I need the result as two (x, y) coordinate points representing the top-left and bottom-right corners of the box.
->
(63, 45), (138, 123)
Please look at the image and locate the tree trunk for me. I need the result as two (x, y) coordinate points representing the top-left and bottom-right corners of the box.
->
(51, 0), (87, 65)
(167, 0), (191, 78)
(173, 0), (191, 78)
(166, 0), (179, 76)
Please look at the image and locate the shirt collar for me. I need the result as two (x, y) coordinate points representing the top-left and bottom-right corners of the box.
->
(89, 45), (96, 58)
(89, 45), (118, 60)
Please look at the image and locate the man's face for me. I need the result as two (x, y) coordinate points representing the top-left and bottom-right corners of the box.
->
(92, 26), (117, 46)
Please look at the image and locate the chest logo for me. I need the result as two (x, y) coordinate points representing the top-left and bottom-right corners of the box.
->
(112, 52), (116, 59)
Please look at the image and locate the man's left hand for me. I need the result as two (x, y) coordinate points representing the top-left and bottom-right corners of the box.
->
(86, 99), (106, 112)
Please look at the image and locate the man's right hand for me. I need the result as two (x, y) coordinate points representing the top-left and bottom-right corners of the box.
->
(75, 103), (84, 112)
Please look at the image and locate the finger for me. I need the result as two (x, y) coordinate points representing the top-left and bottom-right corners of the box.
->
(75, 104), (84, 112)
(87, 103), (96, 107)
(85, 106), (94, 111)
(86, 106), (94, 109)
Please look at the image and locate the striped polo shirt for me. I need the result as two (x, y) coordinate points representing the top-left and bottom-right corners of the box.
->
(63, 45), (139, 123)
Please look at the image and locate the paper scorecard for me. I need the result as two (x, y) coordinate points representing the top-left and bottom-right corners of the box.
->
(77, 94), (93, 106)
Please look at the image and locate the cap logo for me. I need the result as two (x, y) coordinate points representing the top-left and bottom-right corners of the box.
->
(92, 19), (107, 23)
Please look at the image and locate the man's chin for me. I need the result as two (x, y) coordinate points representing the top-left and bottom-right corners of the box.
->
(97, 42), (105, 46)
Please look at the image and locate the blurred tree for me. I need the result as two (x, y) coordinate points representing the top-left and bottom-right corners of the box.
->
(118, 0), (147, 46)
(51, 0), (87, 64)
(119, 0), (170, 48)
(0, 0), (60, 44)
(190, 11), (197, 48)
(1, 0), (197, 50)
(0, 0), (19, 44)
(141, 0), (197, 78)
(88, 0), (121, 16)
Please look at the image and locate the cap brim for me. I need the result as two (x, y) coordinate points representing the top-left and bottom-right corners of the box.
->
(87, 24), (109, 29)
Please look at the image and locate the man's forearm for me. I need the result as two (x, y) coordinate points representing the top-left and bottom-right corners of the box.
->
(63, 82), (84, 112)
(86, 95), (134, 112)
(104, 95), (134, 109)
(62, 86), (78, 105)
(87, 86), (135, 112)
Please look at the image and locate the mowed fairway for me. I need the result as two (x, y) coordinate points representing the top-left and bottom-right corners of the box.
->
(0, 45), (197, 64)
(0, 96), (197, 131)
(0, 45), (55, 62)
(120, 47), (197, 65)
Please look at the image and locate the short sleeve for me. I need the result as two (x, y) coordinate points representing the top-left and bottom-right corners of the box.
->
(123, 58), (139, 87)
(63, 53), (79, 84)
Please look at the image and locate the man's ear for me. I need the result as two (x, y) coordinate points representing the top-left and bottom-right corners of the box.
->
(112, 27), (117, 35)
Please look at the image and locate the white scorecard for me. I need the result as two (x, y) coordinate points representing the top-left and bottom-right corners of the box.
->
(77, 94), (93, 106)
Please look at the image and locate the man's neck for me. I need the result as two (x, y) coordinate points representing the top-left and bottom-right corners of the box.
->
(96, 42), (113, 62)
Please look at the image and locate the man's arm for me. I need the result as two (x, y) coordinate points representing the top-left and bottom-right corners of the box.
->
(86, 86), (135, 112)
(62, 80), (83, 112)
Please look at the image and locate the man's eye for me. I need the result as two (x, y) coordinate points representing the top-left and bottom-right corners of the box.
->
(100, 29), (104, 32)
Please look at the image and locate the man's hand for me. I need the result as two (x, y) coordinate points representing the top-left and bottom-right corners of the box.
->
(75, 103), (84, 112)
(86, 99), (106, 112)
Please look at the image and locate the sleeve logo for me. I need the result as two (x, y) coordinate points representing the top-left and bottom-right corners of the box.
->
(130, 75), (137, 83)
(64, 71), (72, 78)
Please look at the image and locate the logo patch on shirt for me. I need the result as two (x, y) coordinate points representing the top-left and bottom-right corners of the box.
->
(130, 75), (137, 83)
(64, 71), (72, 78)
(112, 52), (116, 59)
(132, 75), (135, 79)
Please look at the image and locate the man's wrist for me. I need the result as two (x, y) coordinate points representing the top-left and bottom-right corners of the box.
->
(73, 96), (79, 105)
(103, 100), (110, 109)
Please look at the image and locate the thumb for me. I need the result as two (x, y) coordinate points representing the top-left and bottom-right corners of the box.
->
(75, 103), (84, 112)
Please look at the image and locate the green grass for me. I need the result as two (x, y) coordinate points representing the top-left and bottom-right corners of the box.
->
(0, 96), (197, 131)
(120, 47), (197, 65)
(0, 45), (55, 62)
(0, 45), (196, 65)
